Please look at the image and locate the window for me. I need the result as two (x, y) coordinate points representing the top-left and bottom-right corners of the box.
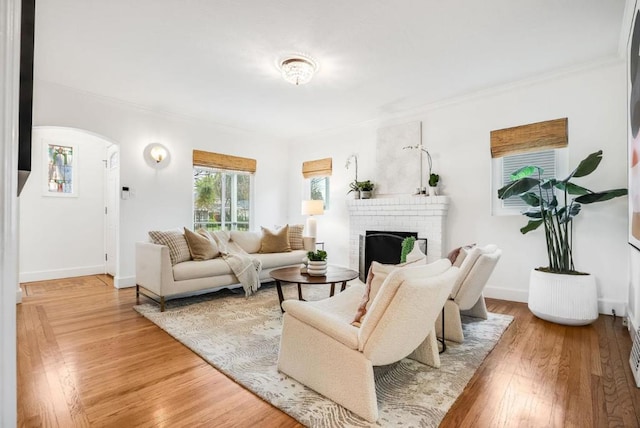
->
(193, 167), (252, 231)
(310, 176), (330, 210)
(302, 157), (332, 210)
(490, 118), (568, 216)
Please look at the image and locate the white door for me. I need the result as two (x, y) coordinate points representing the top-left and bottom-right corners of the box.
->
(105, 145), (119, 277)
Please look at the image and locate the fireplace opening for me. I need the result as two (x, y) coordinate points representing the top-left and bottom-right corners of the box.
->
(358, 231), (427, 282)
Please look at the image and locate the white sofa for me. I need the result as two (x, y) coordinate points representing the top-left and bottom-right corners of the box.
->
(136, 230), (309, 311)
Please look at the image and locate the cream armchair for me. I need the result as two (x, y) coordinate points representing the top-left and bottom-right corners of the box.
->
(277, 259), (458, 422)
(436, 245), (501, 343)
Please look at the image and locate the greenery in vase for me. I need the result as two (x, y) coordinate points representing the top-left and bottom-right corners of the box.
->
(307, 249), (328, 261)
(400, 237), (416, 263)
(428, 173), (440, 187)
(358, 180), (374, 191)
(497, 150), (627, 274)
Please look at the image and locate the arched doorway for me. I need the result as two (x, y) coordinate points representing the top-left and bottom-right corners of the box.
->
(19, 126), (120, 285)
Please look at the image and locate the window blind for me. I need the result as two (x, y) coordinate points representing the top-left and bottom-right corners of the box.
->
(302, 157), (332, 178)
(193, 150), (256, 173)
(502, 150), (556, 209)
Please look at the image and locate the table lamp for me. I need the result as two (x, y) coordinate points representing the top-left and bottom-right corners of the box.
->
(301, 200), (324, 238)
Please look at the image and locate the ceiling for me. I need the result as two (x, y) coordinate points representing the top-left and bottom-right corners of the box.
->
(34, 0), (627, 139)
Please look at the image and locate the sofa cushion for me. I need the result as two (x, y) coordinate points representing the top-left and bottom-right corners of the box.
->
(259, 225), (291, 253)
(149, 230), (191, 265)
(184, 227), (218, 261)
(230, 231), (262, 254)
(172, 257), (233, 281)
(254, 250), (306, 269)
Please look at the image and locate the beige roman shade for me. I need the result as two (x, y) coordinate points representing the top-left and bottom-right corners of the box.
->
(490, 118), (568, 158)
(193, 149), (257, 173)
(302, 157), (332, 178)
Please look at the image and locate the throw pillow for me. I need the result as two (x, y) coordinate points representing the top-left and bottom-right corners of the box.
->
(448, 243), (476, 266)
(351, 257), (426, 326)
(183, 227), (217, 261)
(259, 225), (291, 253)
(351, 265), (375, 327)
(148, 230), (191, 265)
(196, 229), (221, 258)
(287, 224), (305, 250)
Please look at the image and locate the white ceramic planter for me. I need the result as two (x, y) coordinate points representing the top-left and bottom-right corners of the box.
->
(528, 269), (598, 326)
(307, 260), (327, 276)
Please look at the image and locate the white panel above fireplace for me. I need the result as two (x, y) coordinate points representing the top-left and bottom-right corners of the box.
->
(347, 195), (449, 270)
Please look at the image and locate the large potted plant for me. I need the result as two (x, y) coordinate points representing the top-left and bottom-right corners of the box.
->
(497, 150), (627, 325)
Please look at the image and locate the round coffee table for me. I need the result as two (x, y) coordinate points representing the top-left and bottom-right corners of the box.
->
(270, 265), (359, 312)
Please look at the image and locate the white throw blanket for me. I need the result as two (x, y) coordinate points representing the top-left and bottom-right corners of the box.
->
(211, 231), (262, 296)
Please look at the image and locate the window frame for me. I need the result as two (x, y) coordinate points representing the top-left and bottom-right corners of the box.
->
(192, 166), (255, 231)
(303, 175), (330, 210)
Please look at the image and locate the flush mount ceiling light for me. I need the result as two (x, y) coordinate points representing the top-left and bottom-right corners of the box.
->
(279, 54), (317, 86)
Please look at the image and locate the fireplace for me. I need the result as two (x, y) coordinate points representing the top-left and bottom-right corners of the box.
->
(358, 231), (427, 282)
(347, 196), (449, 273)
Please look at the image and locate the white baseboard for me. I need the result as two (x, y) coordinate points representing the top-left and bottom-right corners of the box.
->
(598, 299), (628, 318)
(114, 276), (136, 289)
(19, 265), (105, 283)
(484, 285), (627, 316)
(16, 286), (22, 304)
(484, 285), (528, 303)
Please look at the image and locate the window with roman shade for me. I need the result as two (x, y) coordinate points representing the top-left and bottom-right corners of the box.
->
(490, 118), (568, 215)
(192, 150), (256, 231)
(302, 157), (332, 210)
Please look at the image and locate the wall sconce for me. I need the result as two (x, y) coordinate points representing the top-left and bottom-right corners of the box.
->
(144, 143), (170, 169)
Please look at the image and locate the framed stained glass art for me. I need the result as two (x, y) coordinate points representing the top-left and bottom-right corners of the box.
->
(43, 141), (77, 197)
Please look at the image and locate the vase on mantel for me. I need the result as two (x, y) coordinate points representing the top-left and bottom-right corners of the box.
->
(429, 186), (437, 196)
(307, 260), (327, 276)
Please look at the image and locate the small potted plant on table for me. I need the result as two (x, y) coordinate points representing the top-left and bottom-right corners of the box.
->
(306, 249), (328, 276)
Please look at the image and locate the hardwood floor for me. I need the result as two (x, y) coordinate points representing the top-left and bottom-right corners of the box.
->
(17, 275), (640, 427)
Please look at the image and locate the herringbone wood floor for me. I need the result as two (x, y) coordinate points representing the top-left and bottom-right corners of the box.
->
(17, 275), (640, 427)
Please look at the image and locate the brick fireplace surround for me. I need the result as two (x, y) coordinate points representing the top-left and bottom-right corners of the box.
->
(346, 195), (449, 271)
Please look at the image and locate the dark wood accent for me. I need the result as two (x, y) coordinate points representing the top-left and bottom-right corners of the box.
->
(490, 117), (568, 158)
(17, 275), (640, 427)
(270, 266), (359, 311)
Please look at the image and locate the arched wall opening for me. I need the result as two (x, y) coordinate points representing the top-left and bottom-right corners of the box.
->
(19, 126), (120, 285)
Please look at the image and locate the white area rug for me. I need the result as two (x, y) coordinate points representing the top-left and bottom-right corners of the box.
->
(134, 283), (513, 427)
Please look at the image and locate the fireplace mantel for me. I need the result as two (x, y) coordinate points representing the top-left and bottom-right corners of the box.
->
(347, 195), (449, 269)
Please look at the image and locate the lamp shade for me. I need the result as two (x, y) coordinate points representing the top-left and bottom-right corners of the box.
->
(301, 200), (324, 216)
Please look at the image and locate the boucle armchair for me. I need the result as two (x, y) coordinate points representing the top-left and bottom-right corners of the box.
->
(277, 259), (458, 422)
(436, 245), (502, 343)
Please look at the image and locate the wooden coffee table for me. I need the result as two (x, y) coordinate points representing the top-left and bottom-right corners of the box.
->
(270, 265), (359, 312)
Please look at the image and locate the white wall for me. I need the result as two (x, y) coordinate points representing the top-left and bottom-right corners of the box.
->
(286, 61), (629, 314)
(32, 81), (290, 287)
(19, 127), (109, 282)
